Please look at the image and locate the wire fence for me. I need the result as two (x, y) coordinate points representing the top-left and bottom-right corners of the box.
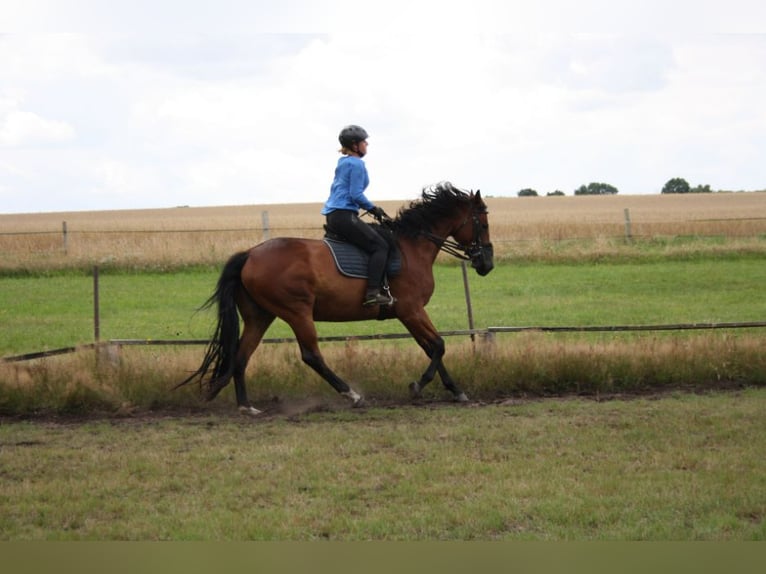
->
(5, 321), (766, 364)
(4, 206), (766, 363)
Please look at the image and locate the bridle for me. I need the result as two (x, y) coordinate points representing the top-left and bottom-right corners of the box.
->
(421, 206), (489, 261)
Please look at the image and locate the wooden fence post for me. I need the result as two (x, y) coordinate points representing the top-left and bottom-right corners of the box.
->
(261, 211), (270, 240)
(461, 261), (475, 343)
(93, 265), (100, 343)
(624, 208), (632, 242)
(62, 221), (68, 254)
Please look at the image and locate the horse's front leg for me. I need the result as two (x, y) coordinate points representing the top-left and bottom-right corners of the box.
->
(402, 313), (469, 402)
(436, 360), (469, 403)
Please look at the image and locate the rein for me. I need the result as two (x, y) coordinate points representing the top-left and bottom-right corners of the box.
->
(420, 210), (485, 261)
(422, 232), (474, 260)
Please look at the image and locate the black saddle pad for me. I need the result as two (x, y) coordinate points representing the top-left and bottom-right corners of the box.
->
(323, 238), (402, 279)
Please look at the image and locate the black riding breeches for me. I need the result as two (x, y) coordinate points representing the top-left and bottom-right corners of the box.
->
(326, 210), (389, 289)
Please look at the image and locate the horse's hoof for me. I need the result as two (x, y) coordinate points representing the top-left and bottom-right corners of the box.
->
(455, 392), (470, 403)
(238, 405), (263, 417)
(409, 381), (422, 399)
(342, 390), (364, 408)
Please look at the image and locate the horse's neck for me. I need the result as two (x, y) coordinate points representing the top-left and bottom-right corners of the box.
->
(399, 234), (442, 267)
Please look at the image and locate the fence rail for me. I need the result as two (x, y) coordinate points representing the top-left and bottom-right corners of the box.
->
(5, 321), (766, 363)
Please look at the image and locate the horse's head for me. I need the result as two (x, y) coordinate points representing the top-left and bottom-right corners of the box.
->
(452, 190), (494, 276)
(394, 182), (494, 275)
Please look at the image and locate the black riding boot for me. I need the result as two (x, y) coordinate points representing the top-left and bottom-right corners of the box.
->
(363, 286), (395, 307)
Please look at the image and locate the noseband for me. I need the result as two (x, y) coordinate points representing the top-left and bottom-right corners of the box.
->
(422, 207), (489, 261)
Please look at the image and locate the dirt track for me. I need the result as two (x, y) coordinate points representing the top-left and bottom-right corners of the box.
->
(1, 382), (751, 426)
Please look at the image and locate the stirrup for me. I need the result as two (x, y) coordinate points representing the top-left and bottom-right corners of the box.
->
(380, 283), (397, 306)
(363, 290), (395, 307)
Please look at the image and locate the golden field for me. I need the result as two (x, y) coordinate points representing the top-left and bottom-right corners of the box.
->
(1, 192), (765, 270)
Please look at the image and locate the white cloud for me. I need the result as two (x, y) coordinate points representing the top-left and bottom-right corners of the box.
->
(1, 10), (766, 212)
(0, 33), (113, 81)
(3, 1), (766, 35)
(0, 109), (75, 147)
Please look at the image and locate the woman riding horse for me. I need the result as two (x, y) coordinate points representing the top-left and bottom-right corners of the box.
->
(177, 182), (493, 416)
(322, 125), (394, 307)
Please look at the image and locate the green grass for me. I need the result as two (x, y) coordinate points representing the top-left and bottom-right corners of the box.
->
(2, 332), (765, 416)
(3, 257), (766, 356)
(2, 252), (765, 543)
(1, 389), (764, 540)
(2, 257), (765, 415)
(469, 257), (766, 326)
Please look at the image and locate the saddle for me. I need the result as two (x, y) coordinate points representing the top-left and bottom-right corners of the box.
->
(323, 228), (402, 280)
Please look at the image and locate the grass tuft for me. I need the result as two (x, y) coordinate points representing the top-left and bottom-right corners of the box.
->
(2, 333), (764, 416)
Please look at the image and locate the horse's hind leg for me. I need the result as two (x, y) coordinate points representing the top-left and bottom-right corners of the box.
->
(233, 301), (275, 416)
(288, 315), (364, 407)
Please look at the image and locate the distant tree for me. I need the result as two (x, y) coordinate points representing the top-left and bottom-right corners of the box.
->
(518, 188), (539, 197)
(661, 177), (691, 194)
(574, 182), (619, 195)
(547, 190), (565, 196)
(690, 184), (712, 193)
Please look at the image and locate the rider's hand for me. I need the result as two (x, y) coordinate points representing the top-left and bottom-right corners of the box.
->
(369, 206), (391, 222)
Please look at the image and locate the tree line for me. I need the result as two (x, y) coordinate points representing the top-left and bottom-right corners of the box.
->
(516, 178), (720, 197)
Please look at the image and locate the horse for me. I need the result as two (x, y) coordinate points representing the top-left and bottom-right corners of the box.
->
(176, 181), (494, 415)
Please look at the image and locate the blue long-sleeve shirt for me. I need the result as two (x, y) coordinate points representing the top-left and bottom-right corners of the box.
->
(321, 155), (374, 214)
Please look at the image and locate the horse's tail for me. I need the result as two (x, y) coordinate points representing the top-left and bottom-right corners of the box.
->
(175, 250), (250, 400)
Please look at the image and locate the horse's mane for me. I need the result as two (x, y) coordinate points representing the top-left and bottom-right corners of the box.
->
(393, 181), (473, 238)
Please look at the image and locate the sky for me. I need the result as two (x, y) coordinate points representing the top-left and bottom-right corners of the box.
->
(1, 1), (766, 214)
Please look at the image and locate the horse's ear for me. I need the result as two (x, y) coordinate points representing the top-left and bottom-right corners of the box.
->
(474, 189), (482, 200)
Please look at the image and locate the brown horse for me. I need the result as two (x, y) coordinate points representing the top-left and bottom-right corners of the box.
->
(177, 182), (494, 415)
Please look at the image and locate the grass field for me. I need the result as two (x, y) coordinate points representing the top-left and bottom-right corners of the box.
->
(2, 258), (766, 356)
(2, 193), (765, 408)
(1, 193), (765, 541)
(1, 257), (765, 413)
(1, 390), (764, 540)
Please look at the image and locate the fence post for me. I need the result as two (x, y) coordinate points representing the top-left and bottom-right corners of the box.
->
(62, 221), (68, 254)
(93, 265), (100, 344)
(624, 208), (632, 242)
(461, 261), (475, 342)
(261, 211), (270, 240)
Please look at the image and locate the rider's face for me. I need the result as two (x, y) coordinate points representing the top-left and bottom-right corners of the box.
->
(355, 140), (368, 157)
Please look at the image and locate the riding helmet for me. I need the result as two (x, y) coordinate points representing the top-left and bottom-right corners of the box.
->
(338, 125), (369, 148)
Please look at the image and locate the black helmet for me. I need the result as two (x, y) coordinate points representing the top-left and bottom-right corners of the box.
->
(338, 125), (369, 148)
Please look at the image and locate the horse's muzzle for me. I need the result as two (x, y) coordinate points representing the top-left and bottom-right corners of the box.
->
(471, 243), (494, 276)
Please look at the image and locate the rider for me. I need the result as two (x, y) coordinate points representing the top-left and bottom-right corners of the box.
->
(322, 125), (394, 307)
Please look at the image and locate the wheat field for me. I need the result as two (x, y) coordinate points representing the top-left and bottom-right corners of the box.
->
(1, 192), (765, 270)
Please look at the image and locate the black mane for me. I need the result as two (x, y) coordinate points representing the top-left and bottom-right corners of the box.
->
(393, 182), (473, 238)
